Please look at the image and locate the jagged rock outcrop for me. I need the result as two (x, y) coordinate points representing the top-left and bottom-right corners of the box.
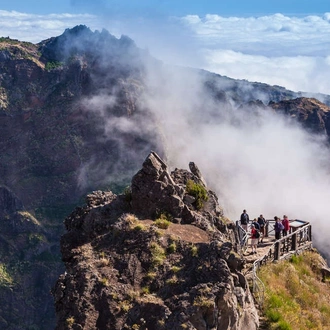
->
(53, 152), (258, 330)
(269, 97), (330, 135)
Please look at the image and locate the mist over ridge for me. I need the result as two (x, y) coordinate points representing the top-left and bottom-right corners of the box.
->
(40, 25), (330, 254)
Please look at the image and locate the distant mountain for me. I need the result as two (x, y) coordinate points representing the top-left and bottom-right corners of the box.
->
(0, 25), (330, 329)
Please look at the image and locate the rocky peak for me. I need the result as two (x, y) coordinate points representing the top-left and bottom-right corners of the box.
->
(53, 152), (259, 330)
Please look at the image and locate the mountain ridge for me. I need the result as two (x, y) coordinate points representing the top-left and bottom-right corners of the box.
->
(0, 25), (330, 329)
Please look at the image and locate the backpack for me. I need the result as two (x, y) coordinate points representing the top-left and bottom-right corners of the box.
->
(255, 230), (260, 239)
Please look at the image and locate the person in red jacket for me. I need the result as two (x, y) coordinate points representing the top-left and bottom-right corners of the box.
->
(282, 215), (290, 236)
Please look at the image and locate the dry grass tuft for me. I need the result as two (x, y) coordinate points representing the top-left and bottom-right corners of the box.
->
(259, 250), (330, 330)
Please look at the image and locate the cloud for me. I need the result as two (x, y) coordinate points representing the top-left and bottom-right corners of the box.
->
(138, 61), (330, 255)
(0, 10), (100, 43)
(201, 50), (330, 94)
(176, 13), (330, 93)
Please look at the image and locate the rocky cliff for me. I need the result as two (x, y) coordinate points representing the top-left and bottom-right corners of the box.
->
(53, 152), (259, 330)
(0, 187), (58, 329)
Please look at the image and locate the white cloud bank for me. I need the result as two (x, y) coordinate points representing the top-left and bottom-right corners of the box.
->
(179, 13), (330, 94)
(140, 63), (330, 254)
(0, 10), (100, 43)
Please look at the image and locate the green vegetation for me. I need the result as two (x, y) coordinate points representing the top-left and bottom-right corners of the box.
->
(28, 233), (45, 247)
(258, 251), (330, 330)
(45, 61), (63, 71)
(66, 316), (75, 328)
(166, 275), (179, 285)
(141, 286), (150, 295)
(154, 218), (171, 229)
(149, 242), (166, 266)
(0, 263), (13, 287)
(99, 277), (109, 286)
(171, 265), (181, 273)
(167, 242), (177, 253)
(193, 295), (214, 308)
(186, 179), (208, 210)
(133, 223), (146, 231)
(190, 245), (198, 257)
(124, 186), (132, 203)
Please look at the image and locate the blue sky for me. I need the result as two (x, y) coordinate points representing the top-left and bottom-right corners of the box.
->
(1, 0), (329, 16)
(0, 0), (330, 93)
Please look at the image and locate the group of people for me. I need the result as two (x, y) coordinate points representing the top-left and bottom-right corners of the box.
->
(240, 210), (290, 255)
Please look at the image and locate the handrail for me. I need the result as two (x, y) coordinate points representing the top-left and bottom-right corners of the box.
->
(236, 221), (249, 252)
(250, 223), (312, 307)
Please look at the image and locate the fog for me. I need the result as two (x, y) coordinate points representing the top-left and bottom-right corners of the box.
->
(139, 61), (330, 255)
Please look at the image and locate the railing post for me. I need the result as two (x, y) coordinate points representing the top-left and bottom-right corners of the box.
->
(292, 233), (297, 251)
(274, 241), (280, 260)
(265, 221), (269, 237)
(308, 225), (312, 242)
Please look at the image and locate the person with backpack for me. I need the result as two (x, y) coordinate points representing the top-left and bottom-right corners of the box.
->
(257, 214), (266, 242)
(252, 218), (260, 230)
(282, 215), (290, 236)
(252, 218), (261, 244)
(250, 224), (258, 254)
(274, 216), (284, 240)
(240, 209), (249, 231)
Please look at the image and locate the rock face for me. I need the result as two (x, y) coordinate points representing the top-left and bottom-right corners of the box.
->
(0, 186), (59, 330)
(269, 97), (330, 135)
(53, 152), (259, 330)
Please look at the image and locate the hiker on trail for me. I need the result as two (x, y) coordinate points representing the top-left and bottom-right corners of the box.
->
(252, 218), (260, 230)
(282, 215), (290, 236)
(240, 209), (249, 231)
(252, 218), (261, 244)
(257, 214), (266, 242)
(274, 216), (284, 240)
(250, 224), (258, 254)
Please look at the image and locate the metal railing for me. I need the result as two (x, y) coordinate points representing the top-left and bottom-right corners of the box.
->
(236, 220), (313, 307)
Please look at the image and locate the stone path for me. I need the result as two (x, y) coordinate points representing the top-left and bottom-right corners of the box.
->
(242, 235), (276, 273)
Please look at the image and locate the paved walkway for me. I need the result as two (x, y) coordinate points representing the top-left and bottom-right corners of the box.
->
(242, 235), (275, 272)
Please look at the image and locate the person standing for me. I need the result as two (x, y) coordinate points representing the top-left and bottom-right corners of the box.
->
(240, 209), (249, 231)
(257, 214), (266, 242)
(274, 216), (284, 240)
(282, 215), (290, 236)
(250, 224), (258, 254)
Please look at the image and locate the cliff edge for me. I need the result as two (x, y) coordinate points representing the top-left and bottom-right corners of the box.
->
(53, 152), (259, 330)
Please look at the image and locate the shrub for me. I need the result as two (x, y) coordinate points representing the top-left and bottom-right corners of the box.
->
(145, 271), (157, 280)
(186, 179), (208, 210)
(155, 218), (171, 229)
(99, 277), (109, 286)
(276, 320), (292, 330)
(66, 317), (75, 328)
(191, 245), (198, 257)
(150, 242), (166, 265)
(134, 224), (146, 231)
(166, 275), (178, 285)
(266, 309), (281, 323)
(45, 61), (62, 70)
(193, 295), (214, 308)
(141, 286), (150, 295)
(167, 242), (177, 253)
(0, 264), (13, 287)
(119, 300), (132, 312)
